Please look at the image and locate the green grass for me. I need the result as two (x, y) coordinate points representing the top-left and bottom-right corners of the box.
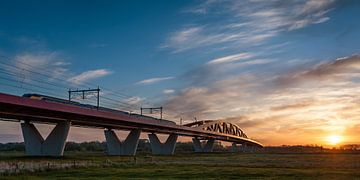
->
(1, 152), (360, 179)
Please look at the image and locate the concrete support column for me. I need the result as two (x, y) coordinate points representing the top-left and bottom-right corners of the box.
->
(231, 142), (238, 152)
(148, 133), (178, 155)
(236, 143), (257, 153)
(104, 129), (141, 156)
(192, 138), (215, 152)
(244, 143), (249, 152)
(21, 121), (70, 156)
(21, 122), (43, 156)
(243, 145), (257, 153)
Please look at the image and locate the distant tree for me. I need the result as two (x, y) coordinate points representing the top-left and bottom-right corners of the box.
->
(175, 142), (194, 152)
(0, 142), (25, 151)
(0, 140), (231, 153)
(137, 139), (151, 153)
(65, 141), (105, 151)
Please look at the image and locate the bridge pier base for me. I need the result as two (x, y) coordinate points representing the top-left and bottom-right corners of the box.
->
(21, 121), (70, 156)
(192, 138), (215, 152)
(231, 142), (242, 152)
(148, 133), (178, 155)
(104, 129), (141, 156)
(232, 143), (258, 153)
(243, 144), (258, 153)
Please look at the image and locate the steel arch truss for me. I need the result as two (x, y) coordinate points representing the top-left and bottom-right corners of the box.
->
(192, 121), (248, 139)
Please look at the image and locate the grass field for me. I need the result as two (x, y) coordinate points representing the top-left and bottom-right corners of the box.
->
(1, 152), (360, 179)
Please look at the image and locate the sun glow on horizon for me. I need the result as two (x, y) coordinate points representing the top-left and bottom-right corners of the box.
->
(326, 135), (343, 146)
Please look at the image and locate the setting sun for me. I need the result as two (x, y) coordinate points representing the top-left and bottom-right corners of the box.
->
(326, 135), (342, 146)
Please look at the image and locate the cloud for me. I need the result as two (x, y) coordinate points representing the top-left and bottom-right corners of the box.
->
(9, 51), (114, 89)
(53, 61), (71, 66)
(68, 69), (112, 84)
(207, 53), (253, 65)
(12, 52), (70, 80)
(344, 124), (360, 140)
(161, 26), (222, 52)
(136, 76), (174, 85)
(235, 59), (274, 67)
(166, 55), (359, 118)
(165, 87), (212, 118)
(220, 116), (263, 129)
(163, 89), (175, 94)
(275, 55), (360, 87)
(167, 27), (202, 47)
(123, 96), (144, 105)
(179, 56), (274, 89)
(270, 101), (314, 112)
(165, 73), (266, 119)
(162, 55), (359, 145)
(163, 0), (335, 52)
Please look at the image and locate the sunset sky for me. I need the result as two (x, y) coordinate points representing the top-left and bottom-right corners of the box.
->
(0, 0), (359, 147)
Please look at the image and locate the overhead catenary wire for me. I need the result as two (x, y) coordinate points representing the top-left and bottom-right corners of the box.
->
(0, 55), (183, 118)
(0, 54), (167, 109)
(0, 55), (138, 100)
(0, 56), (138, 107)
(0, 73), (180, 120)
(0, 80), (130, 113)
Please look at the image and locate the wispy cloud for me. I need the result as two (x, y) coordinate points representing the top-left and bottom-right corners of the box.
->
(207, 53), (253, 65)
(270, 101), (314, 112)
(68, 69), (112, 84)
(163, 0), (335, 52)
(53, 61), (71, 66)
(163, 89), (175, 94)
(168, 55), (359, 118)
(136, 76), (174, 85)
(275, 55), (360, 87)
(10, 51), (114, 87)
(123, 96), (144, 105)
(13, 52), (70, 79)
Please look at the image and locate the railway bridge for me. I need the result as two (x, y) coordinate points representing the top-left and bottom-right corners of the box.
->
(0, 93), (262, 156)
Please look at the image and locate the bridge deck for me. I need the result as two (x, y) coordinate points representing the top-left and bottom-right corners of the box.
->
(0, 93), (262, 147)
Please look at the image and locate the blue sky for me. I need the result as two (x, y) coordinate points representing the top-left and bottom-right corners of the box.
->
(0, 0), (359, 145)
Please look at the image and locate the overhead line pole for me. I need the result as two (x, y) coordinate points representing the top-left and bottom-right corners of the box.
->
(68, 87), (100, 109)
(141, 107), (163, 120)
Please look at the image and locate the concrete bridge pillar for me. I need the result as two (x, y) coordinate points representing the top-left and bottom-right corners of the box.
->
(244, 145), (258, 153)
(231, 143), (239, 152)
(104, 129), (141, 156)
(148, 133), (178, 155)
(192, 138), (215, 152)
(234, 143), (257, 153)
(21, 121), (70, 156)
(231, 142), (240, 152)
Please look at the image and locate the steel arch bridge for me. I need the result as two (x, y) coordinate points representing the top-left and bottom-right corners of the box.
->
(184, 120), (248, 139)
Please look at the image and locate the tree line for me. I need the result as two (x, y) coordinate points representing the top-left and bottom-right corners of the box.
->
(0, 139), (227, 153)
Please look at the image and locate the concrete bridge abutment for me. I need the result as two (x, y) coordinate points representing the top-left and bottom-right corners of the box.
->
(192, 138), (215, 152)
(21, 121), (70, 157)
(104, 129), (141, 156)
(148, 133), (178, 155)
